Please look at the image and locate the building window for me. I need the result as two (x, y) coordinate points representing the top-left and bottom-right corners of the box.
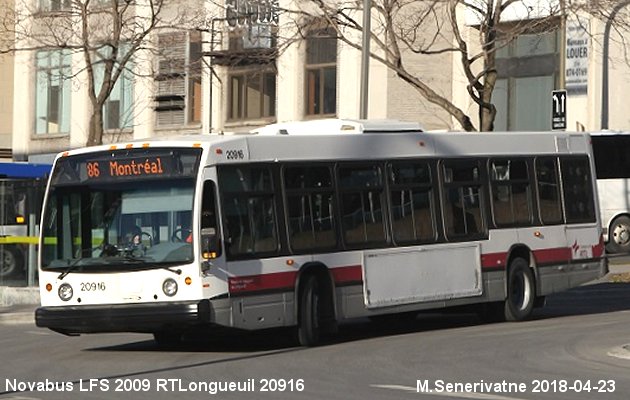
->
(39, 0), (72, 12)
(155, 31), (202, 127)
(494, 29), (559, 131)
(228, 69), (276, 121)
(305, 27), (337, 117)
(103, 73), (133, 130)
(94, 47), (134, 130)
(35, 49), (71, 135)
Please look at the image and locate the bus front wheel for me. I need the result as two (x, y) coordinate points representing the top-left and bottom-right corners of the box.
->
(297, 275), (322, 347)
(504, 258), (535, 322)
(608, 216), (630, 254)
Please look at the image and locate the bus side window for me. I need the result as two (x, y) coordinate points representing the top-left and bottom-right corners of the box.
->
(535, 157), (563, 225)
(201, 180), (221, 258)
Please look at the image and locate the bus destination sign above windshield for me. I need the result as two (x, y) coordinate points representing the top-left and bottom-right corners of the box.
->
(51, 149), (202, 186)
(85, 157), (167, 180)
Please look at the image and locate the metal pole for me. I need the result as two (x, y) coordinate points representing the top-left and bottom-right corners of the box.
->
(359, 0), (371, 119)
(601, 1), (630, 130)
(28, 213), (36, 287)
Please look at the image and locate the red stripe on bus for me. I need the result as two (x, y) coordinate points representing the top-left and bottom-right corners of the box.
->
(231, 243), (603, 294)
(330, 265), (363, 284)
(592, 240), (605, 258)
(532, 247), (573, 264)
(481, 252), (507, 269)
(482, 244), (604, 270)
(229, 265), (364, 294)
(229, 271), (297, 294)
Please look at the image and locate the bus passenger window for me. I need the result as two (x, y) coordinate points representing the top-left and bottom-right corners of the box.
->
(535, 158), (563, 224)
(218, 166), (279, 258)
(338, 165), (387, 246)
(490, 159), (532, 227)
(442, 161), (484, 238)
(560, 157), (595, 223)
(389, 162), (435, 244)
(284, 166), (337, 251)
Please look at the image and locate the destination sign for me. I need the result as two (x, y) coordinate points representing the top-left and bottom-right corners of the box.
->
(51, 149), (202, 186)
(85, 157), (167, 180)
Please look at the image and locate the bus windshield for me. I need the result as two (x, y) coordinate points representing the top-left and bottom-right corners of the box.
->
(41, 148), (201, 271)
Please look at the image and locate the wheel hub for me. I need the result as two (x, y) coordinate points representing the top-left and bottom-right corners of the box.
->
(613, 223), (630, 245)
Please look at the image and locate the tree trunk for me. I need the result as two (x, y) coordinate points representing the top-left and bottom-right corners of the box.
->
(87, 106), (104, 147)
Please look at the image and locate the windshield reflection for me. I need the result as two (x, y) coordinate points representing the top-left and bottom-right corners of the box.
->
(42, 179), (195, 271)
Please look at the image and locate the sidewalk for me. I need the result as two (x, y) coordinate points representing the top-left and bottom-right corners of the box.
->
(0, 286), (39, 325)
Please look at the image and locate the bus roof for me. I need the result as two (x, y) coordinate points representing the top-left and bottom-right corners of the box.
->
(0, 162), (52, 178)
(252, 119), (424, 135)
(589, 130), (630, 136)
(55, 120), (594, 164)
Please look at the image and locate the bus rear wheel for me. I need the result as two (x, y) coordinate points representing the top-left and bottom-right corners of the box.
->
(297, 275), (322, 347)
(608, 216), (630, 253)
(504, 258), (535, 322)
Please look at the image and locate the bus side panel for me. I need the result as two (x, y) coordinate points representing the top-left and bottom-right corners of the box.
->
(597, 179), (627, 241)
(362, 243), (482, 308)
(335, 269), (505, 320)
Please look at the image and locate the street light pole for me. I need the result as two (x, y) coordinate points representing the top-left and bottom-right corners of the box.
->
(359, 0), (371, 119)
(601, 1), (630, 130)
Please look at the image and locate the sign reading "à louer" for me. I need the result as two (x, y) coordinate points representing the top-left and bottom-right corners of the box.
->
(565, 19), (589, 92)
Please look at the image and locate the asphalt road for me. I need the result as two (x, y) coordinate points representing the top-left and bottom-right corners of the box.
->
(1, 279), (630, 400)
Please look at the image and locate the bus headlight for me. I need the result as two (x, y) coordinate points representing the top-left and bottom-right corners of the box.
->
(58, 283), (73, 301)
(162, 278), (178, 297)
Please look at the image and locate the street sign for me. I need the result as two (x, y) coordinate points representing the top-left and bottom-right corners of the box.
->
(552, 89), (567, 130)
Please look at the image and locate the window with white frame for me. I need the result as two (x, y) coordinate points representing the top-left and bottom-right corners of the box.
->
(305, 26), (337, 117)
(494, 28), (559, 131)
(35, 49), (71, 135)
(155, 31), (202, 127)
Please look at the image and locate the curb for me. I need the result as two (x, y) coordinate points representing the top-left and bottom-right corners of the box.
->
(607, 344), (630, 360)
(0, 286), (39, 307)
(0, 311), (35, 325)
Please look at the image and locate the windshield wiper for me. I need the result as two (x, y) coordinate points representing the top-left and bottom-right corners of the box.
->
(58, 258), (86, 281)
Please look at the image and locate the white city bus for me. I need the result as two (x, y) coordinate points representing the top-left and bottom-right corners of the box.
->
(36, 120), (607, 346)
(591, 131), (630, 253)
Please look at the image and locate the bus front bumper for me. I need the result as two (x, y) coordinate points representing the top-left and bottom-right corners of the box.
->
(35, 300), (212, 335)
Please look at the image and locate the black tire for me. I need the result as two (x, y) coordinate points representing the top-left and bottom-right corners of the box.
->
(0, 246), (22, 279)
(297, 275), (321, 347)
(504, 258), (536, 322)
(153, 331), (182, 348)
(477, 302), (505, 323)
(607, 216), (630, 254)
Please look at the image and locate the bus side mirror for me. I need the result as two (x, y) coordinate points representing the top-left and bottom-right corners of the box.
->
(201, 227), (220, 259)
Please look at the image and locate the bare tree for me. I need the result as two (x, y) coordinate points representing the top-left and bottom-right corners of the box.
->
(1, 0), (200, 145)
(285, 0), (564, 131)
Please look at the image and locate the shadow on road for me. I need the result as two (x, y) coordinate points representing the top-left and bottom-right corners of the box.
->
(84, 281), (630, 354)
(536, 281), (630, 318)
